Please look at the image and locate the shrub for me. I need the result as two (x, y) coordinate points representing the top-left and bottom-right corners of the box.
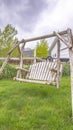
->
(62, 63), (70, 76)
(0, 62), (17, 79)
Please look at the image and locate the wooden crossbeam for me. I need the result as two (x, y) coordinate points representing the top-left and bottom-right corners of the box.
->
(60, 47), (68, 51)
(14, 77), (56, 86)
(16, 67), (30, 72)
(0, 55), (10, 74)
(8, 41), (20, 55)
(49, 37), (58, 55)
(54, 31), (71, 48)
(19, 30), (67, 43)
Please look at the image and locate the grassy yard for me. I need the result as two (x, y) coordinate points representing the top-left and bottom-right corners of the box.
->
(0, 77), (73, 130)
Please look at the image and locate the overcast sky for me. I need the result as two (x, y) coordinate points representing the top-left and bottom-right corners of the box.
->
(0, 0), (73, 48)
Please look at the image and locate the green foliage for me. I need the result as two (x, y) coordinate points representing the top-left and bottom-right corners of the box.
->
(0, 24), (18, 57)
(0, 77), (72, 130)
(0, 62), (17, 79)
(0, 24), (17, 48)
(0, 45), (11, 56)
(11, 46), (20, 57)
(36, 39), (49, 58)
(62, 63), (70, 76)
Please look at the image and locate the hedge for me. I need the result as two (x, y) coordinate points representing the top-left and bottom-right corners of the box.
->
(0, 62), (17, 79)
(62, 63), (70, 76)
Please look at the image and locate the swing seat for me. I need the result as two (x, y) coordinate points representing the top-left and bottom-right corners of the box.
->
(14, 61), (63, 86)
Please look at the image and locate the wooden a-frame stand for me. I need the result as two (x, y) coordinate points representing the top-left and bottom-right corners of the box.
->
(0, 28), (73, 118)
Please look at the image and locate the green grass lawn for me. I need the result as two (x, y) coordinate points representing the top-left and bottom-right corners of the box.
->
(0, 77), (73, 130)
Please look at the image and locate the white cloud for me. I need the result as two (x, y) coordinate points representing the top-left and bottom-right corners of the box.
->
(25, 0), (73, 48)
(0, 0), (73, 49)
(33, 0), (73, 36)
(24, 0), (73, 48)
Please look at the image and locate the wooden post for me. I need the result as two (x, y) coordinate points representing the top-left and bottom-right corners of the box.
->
(20, 45), (24, 68)
(16, 45), (23, 78)
(56, 39), (60, 88)
(16, 43), (25, 78)
(34, 48), (36, 64)
(69, 49), (73, 118)
(19, 46), (23, 78)
(67, 29), (73, 118)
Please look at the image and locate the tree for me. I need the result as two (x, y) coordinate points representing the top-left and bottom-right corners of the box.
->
(36, 39), (49, 58)
(0, 24), (19, 57)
